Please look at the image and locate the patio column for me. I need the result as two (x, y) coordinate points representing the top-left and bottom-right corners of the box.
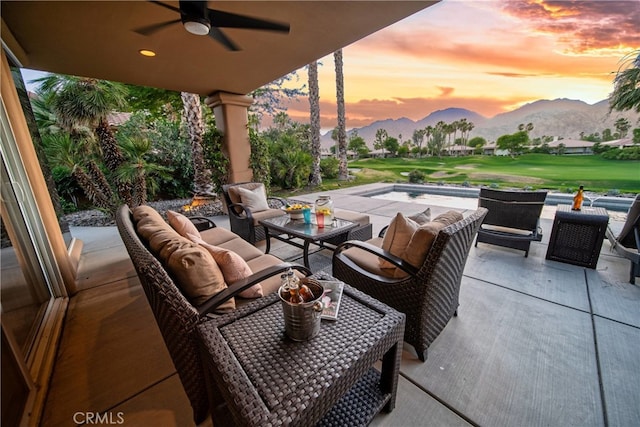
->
(205, 92), (253, 183)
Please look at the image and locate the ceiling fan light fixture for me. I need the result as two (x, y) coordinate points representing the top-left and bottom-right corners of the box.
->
(184, 20), (210, 36)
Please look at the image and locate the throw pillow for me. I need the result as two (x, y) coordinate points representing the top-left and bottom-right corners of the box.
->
(166, 243), (235, 311)
(409, 208), (431, 225)
(237, 185), (270, 212)
(403, 210), (464, 269)
(379, 212), (420, 269)
(167, 210), (201, 239)
(187, 234), (263, 299)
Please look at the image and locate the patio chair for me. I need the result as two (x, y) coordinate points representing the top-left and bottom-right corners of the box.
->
(222, 182), (287, 244)
(475, 188), (547, 257)
(606, 194), (640, 284)
(332, 208), (488, 361)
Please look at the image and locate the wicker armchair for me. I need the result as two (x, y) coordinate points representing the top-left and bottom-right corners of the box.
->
(332, 208), (487, 361)
(606, 194), (640, 284)
(222, 182), (287, 244)
(115, 205), (311, 424)
(475, 188), (547, 257)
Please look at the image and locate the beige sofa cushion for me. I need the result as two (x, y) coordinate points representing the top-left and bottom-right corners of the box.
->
(167, 210), (200, 239)
(200, 226), (242, 246)
(246, 254), (289, 295)
(216, 237), (265, 262)
(166, 243), (234, 311)
(188, 234), (263, 299)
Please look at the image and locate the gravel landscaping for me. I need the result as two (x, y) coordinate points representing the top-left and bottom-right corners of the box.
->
(62, 198), (226, 227)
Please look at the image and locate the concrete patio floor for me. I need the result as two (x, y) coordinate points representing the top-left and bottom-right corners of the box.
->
(42, 184), (640, 426)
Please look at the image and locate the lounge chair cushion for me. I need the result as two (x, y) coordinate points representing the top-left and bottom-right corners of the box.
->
(227, 182), (264, 205)
(188, 234), (263, 299)
(237, 185), (270, 212)
(250, 208), (287, 226)
(167, 210), (201, 239)
(380, 212), (420, 269)
(402, 210), (463, 271)
(410, 208), (432, 225)
(166, 243), (234, 311)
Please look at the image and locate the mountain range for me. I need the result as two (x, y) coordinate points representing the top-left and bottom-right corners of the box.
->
(321, 98), (640, 149)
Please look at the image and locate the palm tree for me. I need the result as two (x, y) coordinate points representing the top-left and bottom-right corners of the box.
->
(43, 133), (114, 211)
(412, 129), (425, 158)
(116, 136), (172, 207)
(308, 60), (322, 186)
(614, 117), (631, 138)
(423, 125), (433, 157)
(374, 128), (388, 157)
(334, 49), (348, 180)
(35, 74), (132, 207)
(610, 50), (640, 113)
(180, 92), (214, 197)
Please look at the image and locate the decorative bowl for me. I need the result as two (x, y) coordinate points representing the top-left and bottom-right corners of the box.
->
(282, 205), (310, 220)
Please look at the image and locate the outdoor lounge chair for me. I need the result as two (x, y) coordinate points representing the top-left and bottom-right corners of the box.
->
(606, 194), (640, 284)
(332, 208), (487, 361)
(475, 188), (547, 257)
(222, 182), (287, 244)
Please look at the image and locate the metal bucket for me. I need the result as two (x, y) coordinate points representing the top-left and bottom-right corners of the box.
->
(279, 281), (324, 341)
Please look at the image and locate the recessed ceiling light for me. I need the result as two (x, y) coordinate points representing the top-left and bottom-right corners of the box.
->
(139, 49), (156, 57)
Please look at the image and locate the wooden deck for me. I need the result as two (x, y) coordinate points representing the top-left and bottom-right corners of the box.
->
(41, 187), (640, 426)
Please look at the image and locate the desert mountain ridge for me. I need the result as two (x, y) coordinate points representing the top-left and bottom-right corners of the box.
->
(321, 98), (640, 149)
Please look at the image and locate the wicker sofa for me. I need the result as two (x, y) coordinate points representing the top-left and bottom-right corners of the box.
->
(115, 204), (311, 424)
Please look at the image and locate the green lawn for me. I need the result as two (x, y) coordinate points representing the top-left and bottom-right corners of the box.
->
(273, 154), (639, 199)
(346, 154), (640, 194)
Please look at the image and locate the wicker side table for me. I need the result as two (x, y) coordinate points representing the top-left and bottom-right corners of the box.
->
(546, 205), (609, 269)
(196, 282), (405, 426)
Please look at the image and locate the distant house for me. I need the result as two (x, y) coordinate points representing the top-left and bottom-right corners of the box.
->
(601, 138), (634, 148)
(546, 139), (594, 154)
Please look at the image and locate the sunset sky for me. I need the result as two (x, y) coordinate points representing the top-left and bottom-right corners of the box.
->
(283, 0), (640, 131)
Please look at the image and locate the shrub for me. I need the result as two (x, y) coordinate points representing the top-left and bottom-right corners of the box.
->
(408, 169), (425, 183)
(320, 157), (339, 179)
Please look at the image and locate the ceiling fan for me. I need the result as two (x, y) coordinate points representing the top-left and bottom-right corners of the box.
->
(134, 0), (290, 51)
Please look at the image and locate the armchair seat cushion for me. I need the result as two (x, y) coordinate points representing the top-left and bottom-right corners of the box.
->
(250, 208), (287, 226)
(342, 237), (402, 279)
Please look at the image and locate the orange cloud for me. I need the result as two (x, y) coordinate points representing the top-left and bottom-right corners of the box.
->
(501, 1), (640, 52)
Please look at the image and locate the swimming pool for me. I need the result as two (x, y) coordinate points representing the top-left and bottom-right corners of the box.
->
(363, 184), (634, 212)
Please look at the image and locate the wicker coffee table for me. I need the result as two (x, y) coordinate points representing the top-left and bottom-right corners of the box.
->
(196, 280), (406, 426)
(260, 216), (359, 268)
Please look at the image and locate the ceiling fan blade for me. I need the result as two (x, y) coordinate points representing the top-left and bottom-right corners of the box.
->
(134, 18), (182, 36)
(148, 0), (182, 14)
(208, 27), (240, 51)
(207, 9), (290, 33)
